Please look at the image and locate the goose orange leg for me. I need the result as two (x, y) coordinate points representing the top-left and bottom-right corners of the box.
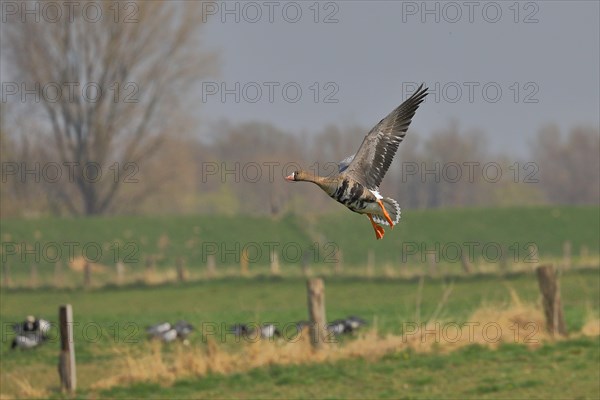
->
(377, 200), (394, 228)
(368, 214), (385, 240)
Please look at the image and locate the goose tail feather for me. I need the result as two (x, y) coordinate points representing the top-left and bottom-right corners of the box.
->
(372, 198), (401, 226)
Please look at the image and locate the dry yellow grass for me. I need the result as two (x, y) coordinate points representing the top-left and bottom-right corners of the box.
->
(581, 318), (600, 336)
(5, 283), (597, 397)
(580, 306), (600, 337)
(91, 297), (568, 392)
(5, 375), (49, 399)
(9, 299), (598, 397)
(68, 255), (108, 273)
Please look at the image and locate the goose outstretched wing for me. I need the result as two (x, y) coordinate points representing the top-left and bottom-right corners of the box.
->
(338, 154), (355, 173)
(343, 84), (428, 189)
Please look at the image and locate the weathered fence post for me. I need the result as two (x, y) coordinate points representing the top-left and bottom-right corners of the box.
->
(306, 278), (327, 350)
(54, 261), (63, 288)
(460, 253), (473, 275)
(427, 252), (437, 276)
(301, 251), (311, 277)
(176, 256), (186, 282)
(562, 241), (572, 270)
(579, 245), (589, 265)
(115, 262), (125, 286)
(83, 262), (91, 288)
(3, 262), (12, 287)
(366, 249), (374, 277)
(498, 245), (508, 273)
(58, 304), (76, 393)
(30, 263), (39, 288)
(142, 256), (151, 283)
(270, 250), (280, 276)
(334, 249), (343, 275)
(146, 255), (156, 272)
(528, 243), (539, 269)
(535, 265), (567, 337)
(206, 254), (216, 278)
(240, 248), (249, 276)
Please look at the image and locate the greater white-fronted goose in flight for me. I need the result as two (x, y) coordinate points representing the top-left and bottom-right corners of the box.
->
(286, 84), (428, 239)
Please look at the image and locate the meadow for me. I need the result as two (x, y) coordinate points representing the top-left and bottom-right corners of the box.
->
(1, 206), (598, 287)
(0, 206), (599, 398)
(1, 270), (599, 398)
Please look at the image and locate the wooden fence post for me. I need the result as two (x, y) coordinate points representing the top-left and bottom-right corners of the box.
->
(535, 265), (567, 337)
(306, 278), (327, 350)
(30, 263), (39, 288)
(145, 255), (155, 273)
(145, 255), (154, 270)
(270, 250), (280, 276)
(176, 257), (186, 282)
(301, 251), (311, 277)
(83, 262), (91, 288)
(460, 253), (473, 275)
(579, 245), (589, 265)
(144, 255), (156, 283)
(115, 262), (125, 286)
(562, 241), (572, 269)
(498, 245), (508, 272)
(58, 304), (76, 393)
(240, 248), (249, 276)
(366, 249), (374, 277)
(206, 254), (216, 278)
(334, 249), (343, 275)
(427, 252), (437, 276)
(54, 261), (63, 288)
(528, 243), (539, 269)
(3, 262), (12, 287)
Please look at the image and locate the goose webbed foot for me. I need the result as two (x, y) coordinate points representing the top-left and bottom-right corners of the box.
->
(377, 200), (394, 228)
(368, 214), (385, 240)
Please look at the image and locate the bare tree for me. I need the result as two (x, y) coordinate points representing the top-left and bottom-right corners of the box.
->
(2, 1), (215, 215)
(533, 124), (600, 205)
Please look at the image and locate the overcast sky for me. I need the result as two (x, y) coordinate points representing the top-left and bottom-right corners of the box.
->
(198, 1), (599, 156)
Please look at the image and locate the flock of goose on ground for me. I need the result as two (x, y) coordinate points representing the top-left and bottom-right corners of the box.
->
(146, 316), (367, 343)
(9, 315), (367, 349)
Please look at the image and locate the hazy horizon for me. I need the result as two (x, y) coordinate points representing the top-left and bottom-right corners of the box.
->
(198, 1), (599, 157)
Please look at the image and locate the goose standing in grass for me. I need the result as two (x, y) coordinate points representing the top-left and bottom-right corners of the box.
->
(12, 335), (44, 350)
(326, 316), (368, 336)
(327, 319), (348, 335)
(146, 322), (171, 337)
(147, 321), (194, 343)
(11, 316), (51, 350)
(344, 316), (367, 333)
(229, 323), (253, 339)
(229, 323), (281, 340)
(146, 322), (177, 342)
(286, 85), (428, 239)
(174, 320), (194, 339)
(259, 323), (281, 339)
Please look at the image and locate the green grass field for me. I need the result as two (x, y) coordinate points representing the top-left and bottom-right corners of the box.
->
(96, 338), (599, 399)
(1, 206), (599, 398)
(1, 206), (599, 285)
(1, 270), (598, 398)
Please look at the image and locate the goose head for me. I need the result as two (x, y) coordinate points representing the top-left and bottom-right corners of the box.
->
(285, 170), (317, 182)
(285, 170), (300, 182)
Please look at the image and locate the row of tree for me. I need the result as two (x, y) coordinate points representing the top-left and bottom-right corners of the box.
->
(2, 116), (598, 217)
(1, 1), (598, 217)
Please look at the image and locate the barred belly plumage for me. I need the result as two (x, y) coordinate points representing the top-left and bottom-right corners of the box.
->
(331, 179), (371, 213)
